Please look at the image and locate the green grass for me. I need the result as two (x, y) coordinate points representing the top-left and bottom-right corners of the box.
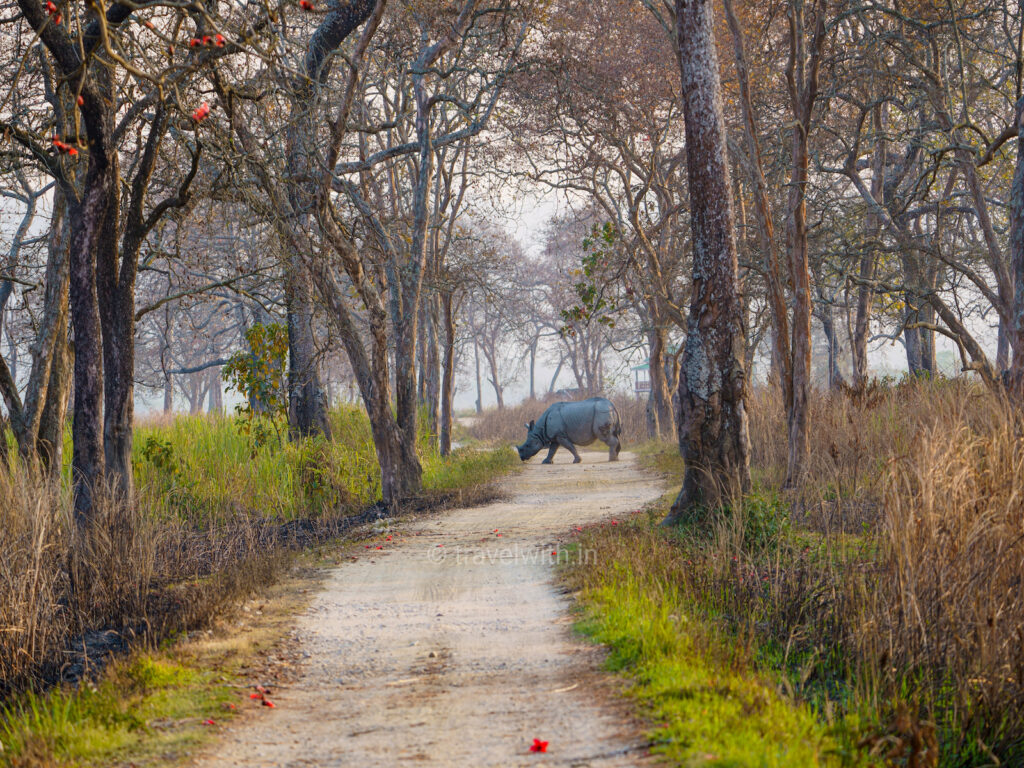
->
(133, 406), (518, 520)
(563, 506), (875, 766)
(578, 577), (857, 766)
(0, 655), (232, 767)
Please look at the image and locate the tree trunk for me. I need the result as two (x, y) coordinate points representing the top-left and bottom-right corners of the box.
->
(286, 261), (332, 440)
(819, 308), (844, 390)
(646, 325), (672, 440)
(666, 0), (751, 523)
(163, 374), (173, 413)
(484, 342), (505, 410)
(68, 166), (114, 525)
(723, 0), (791, 410)
(782, 0), (823, 490)
(1008, 95), (1024, 387)
(548, 357), (564, 394)
(853, 104), (886, 386)
(208, 367), (223, 414)
(473, 338), (483, 414)
(528, 338), (537, 401)
(439, 291), (456, 456)
(37, 326), (72, 476)
(423, 291), (441, 449)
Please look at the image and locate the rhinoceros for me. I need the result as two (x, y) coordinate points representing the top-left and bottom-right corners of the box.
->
(516, 397), (622, 464)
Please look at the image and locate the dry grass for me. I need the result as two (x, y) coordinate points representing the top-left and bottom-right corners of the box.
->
(0, 471), (291, 696)
(550, 378), (1023, 765)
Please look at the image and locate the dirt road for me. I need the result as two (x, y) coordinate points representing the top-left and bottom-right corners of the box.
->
(195, 451), (662, 767)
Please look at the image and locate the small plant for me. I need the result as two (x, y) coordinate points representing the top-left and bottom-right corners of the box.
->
(294, 438), (351, 515)
(141, 436), (183, 479)
(222, 323), (289, 453)
(740, 492), (790, 552)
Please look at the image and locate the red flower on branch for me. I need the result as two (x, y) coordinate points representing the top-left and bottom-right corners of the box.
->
(192, 102), (210, 122)
(214, 33), (225, 46)
(189, 37), (202, 47)
(529, 738), (549, 753)
(299, 0), (314, 9)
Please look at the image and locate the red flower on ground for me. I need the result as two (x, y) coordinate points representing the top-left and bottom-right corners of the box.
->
(192, 102), (210, 121)
(529, 738), (549, 753)
(262, 699), (275, 708)
(204, 718), (216, 726)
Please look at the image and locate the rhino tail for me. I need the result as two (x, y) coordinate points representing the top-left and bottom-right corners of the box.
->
(609, 400), (622, 436)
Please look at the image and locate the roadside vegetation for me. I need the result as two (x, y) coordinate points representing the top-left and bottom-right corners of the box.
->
(0, 409), (516, 767)
(474, 379), (1024, 767)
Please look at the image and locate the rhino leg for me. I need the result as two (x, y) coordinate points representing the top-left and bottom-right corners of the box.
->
(541, 444), (558, 464)
(607, 434), (621, 462)
(557, 436), (582, 464)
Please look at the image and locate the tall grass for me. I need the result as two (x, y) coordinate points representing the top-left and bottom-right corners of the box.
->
(550, 378), (1023, 765)
(0, 405), (517, 699)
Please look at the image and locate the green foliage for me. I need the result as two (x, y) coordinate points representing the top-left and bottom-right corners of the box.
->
(560, 222), (623, 336)
(222, 323), (289, 452)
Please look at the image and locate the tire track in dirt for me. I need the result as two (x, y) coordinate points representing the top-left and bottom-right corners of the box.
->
(193, 451), (663, 767)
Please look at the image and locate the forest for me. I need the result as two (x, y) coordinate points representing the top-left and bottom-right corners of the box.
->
(0, 0), (1023, 765)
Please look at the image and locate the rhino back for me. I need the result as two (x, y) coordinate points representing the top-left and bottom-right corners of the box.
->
(551, 399), (604, 445)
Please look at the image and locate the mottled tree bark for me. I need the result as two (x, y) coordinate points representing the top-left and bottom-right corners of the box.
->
(1008, 96), (1024, 389)
(665, 0), (751, 523)
(67, 134), (115, 524)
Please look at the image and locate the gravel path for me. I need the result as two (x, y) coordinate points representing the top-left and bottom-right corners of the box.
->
(193, 451), (662, 767)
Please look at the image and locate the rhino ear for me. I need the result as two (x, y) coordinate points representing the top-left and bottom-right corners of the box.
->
(526, 420), (535, 431)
